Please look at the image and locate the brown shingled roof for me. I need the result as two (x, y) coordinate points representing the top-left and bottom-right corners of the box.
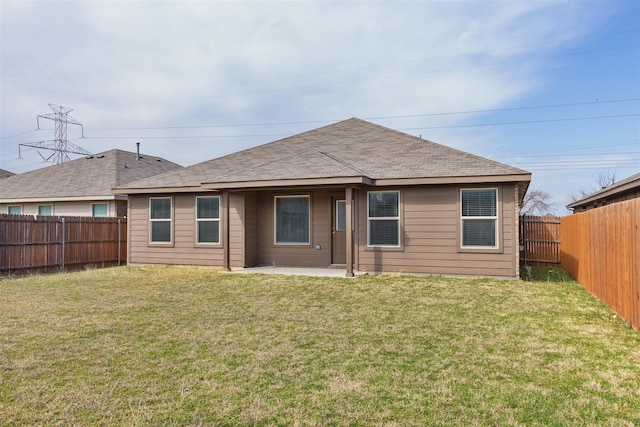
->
(0, 149), (182, 201)
(115, 118), (530, 192)
(0, 168), (16, 179)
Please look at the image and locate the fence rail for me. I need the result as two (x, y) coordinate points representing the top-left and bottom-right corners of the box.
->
(520, 215), (561, 266)
(560, 199), (640, 330)
(0, 214), (127, 276)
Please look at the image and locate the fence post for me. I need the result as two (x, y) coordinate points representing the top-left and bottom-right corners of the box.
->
(117, 218), (121, 266)
(61, 217), (65, 272)
(522, 215), (528, 266)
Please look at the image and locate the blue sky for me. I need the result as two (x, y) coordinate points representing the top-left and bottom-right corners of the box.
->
(1, 0), (638, 214)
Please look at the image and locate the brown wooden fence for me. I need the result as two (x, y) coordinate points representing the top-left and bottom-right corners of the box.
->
(0, 214), (127, 276)
(560, 199), (640, 329)
(520, 215), (561, 266)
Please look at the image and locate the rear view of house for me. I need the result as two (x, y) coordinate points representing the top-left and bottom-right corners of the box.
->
(114, 118), (531, 278)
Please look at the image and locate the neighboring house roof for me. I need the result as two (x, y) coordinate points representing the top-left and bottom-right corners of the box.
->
(0, 168), (16, 179)
(115, 118), (530, 195)
(567, 172), (640, 211)
(0, 149), (183, 202)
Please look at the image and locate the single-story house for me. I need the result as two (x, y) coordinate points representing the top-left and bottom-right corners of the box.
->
(567, 172), (640, 212)
(0, 148), (182, 217)
(114, 118), (531, 278)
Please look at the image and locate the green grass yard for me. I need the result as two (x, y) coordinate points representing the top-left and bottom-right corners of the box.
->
(1, 266), (639, 426)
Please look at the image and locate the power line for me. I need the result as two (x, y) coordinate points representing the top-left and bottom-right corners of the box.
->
(88, 98), (639, 132)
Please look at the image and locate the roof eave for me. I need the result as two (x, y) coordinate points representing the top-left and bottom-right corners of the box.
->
(202, 176), (373, 190)
(372, 173), (532, 187)
(112, 186), (210, 195)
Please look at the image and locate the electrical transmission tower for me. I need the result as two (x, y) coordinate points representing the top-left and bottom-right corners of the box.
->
(19, 104), (92, 164)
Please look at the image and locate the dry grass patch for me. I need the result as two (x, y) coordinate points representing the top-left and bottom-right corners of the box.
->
(1, 266), (639, 426)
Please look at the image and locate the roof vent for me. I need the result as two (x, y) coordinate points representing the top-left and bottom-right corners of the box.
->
(136, 142), (142, 161)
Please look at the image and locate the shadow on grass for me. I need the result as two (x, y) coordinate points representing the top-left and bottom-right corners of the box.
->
(520, 266), (575, 282)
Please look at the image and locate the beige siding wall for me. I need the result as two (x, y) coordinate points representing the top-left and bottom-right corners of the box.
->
(0, 200), (120, 217)
(356, 184), (518, 278)
(244, 191), (258, 267)
(128, 193), (224, 266)
(255, 189), (332, 267)
(126, 184), (520, 277)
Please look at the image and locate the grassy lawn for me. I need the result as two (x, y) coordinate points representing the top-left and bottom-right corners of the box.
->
(1, 266), (639, 426)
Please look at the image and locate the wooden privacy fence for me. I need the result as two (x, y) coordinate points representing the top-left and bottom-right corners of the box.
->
(0, 214), (127, 276)
(520, 215), (561, 266)
(560, 199), (640, 330)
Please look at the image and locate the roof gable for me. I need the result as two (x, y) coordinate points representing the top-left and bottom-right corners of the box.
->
(567, 172), (640, 209)
(116, 118), (530, 192)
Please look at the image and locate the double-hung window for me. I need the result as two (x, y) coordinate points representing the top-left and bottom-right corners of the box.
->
(461, 188), (498, 248)
(196, 196), (220, 244)
(275, 195), (310, 245)
(368, 191), (400, 247)
(150, 197), (172, 243)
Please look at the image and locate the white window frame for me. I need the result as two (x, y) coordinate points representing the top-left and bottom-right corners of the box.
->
(196, 196), (221, 245)
(7, 205), (22, 215)
(38, 204), (53, 216)
(460, 188), (499, 249)
(92, 203), (109, 217)
(149, 197), (172, 244)
(274, 195), (311, 245)
(367, 190), (401, 247)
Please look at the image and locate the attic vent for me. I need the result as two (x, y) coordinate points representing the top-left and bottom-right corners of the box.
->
(156, 158), (162, 162)
(86, 156), (94, 159)
(97, 155), (105, 158)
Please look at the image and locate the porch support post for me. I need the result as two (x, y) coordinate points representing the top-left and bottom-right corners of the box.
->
(223, 190), (230, 271)
(345, 186), (354, 277)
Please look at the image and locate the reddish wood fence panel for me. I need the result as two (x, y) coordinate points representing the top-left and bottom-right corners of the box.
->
(0, 214), (127, 276)
(520, 215), (561, 266)
(560, 199), (640, 329)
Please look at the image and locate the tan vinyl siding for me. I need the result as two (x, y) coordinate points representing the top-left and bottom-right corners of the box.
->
(244, 191), (258, 267)
(229, 192), (245, 267)
(356, 184), (518, 277)
(128, 193), (224, 266)
(256, 189), (332, 267)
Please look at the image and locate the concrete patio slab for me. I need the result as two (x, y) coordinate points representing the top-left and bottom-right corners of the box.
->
(227, 266), (364, 278)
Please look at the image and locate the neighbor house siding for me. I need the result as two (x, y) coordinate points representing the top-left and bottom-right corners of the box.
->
(128, 193), (224, 266)
(356, 184), (518, 277)
(0, 200), (122, 217)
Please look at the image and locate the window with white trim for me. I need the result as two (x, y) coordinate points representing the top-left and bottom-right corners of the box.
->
(92, 203), (108, 217)
(196, 196), (220, 244)
(275, 195), (310, 245)
(8, 205), (21, 215)
(38, 205), (52, 216)
(461, 188), (498, 248)
(150, 197), (172, 243)
(368, 191), (400, 247)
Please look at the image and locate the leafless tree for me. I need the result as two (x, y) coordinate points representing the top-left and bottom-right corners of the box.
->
(521, 189), (555, 215)
(568, 169), (618, 202)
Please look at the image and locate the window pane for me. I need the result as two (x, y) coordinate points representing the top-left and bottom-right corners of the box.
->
(463, 219), (496, 247)
(369, 219), (399, 246)
(336, 200), (346, 231)
(38, 205), (52, 216)
(8, 206), (21, 215)
(462, 189), (496, 217)
(369, 192), (399, 217)
(197, 197), (219, 219)
(275, 197), (309, 244)
(151, 221), (171, 242)
(150, 198), (171, 219)
(198, 221), (220, 243)
(92, 204), (108, 217)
